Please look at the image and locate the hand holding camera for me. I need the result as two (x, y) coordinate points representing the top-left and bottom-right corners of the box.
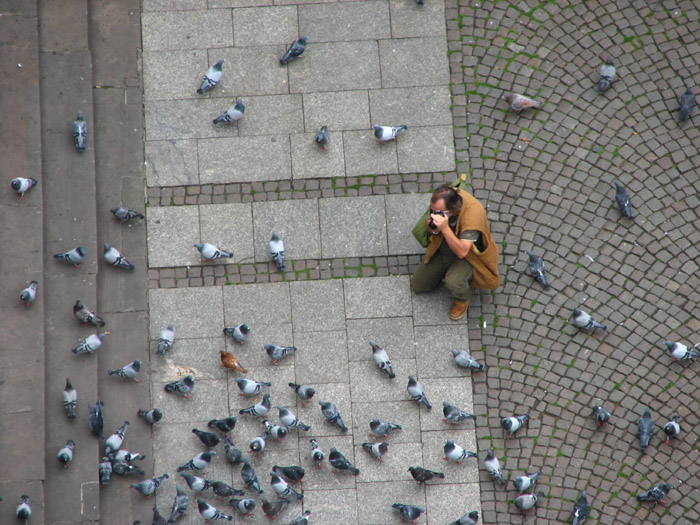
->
(428, 210), (446, 233)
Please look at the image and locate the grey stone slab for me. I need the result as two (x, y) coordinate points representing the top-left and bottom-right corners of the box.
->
(224, 322), (294, 368)
(152, 378), (229, 423)
(299, 1), (390, 42)
(145, 98), (239, 141)
(146, 205), (200, 267)
(223, 282), (292, 325)
(142, 0), (207, 10)
(414, 324), (471, 378)
(342, 129), (398, 176)
(298, 381), (352, 436)
(237, 95), (304, 136)
(288, 41), (381, 93)
(228, 364), (297, 408)
(397, 126), (456, 173)
(199, 203), (254, 264)
(145, 139), (200, 187)
(301, 435), (357, 490)
(346, 317), (416, 362)
(386, 193), (431, 255)
(390, 0), (446, 38)
(351, 400), (421, 444)
(369, 86), (452, 127)
(303, 90), (370, 131)
(302, 488), (358, 523)
(411, 285), (470, 326)
(349, 358), (416, 402)
(293, 331), (348, 383)
(289, 280), (345, 332)
(233, 6), (298, 46)
(344, 275), (412, 319)
(319, 196), (388, 258)
(198, 135), (291, 184)
(290, 131), (345, 179)
(419, 377), (474, 431)
(141, 10), (233, 51)
(378, 37), (449, 88)
(252, 199), (321, 262)
(420, 429), (479, 483)
(150, 337), (227, 382)
(212, 46), (290, 97)
(354, 441), (422, 482)
(426, 483), (481, 525)
(355, 481), (425, 525)
(149, 286), (224, 339)
(143, 49), (208, 101)
(210, 0), (273, 7)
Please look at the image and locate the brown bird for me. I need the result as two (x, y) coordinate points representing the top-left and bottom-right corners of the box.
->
(220, 350), (248, 373)
(504, 92), (543, 113)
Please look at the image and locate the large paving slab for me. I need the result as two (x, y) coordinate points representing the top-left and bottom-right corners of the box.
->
(385, 192), (431, 255)
(232, 6), (298, 47)
(141, 10), (233, 51)
(298, 1), (391, 42)
(343, 275), (412, 319)
(198, 135), (292, 183)
(145, 139), (200, 187)
(252, 199), (322, 262)
(289, 280), (346, 331)
(378, 37), (450, 88)
(212, 46), (290, 97)
(146, 205), (200, 267)
(199, 203), (255, 264)
(369, 86), (453, 127)
(397, 125), (456, 173)
(389, 0), (446, 38)
(302, 90), (371, 131)
(149, 286), (224, 339)
(290, 131), (346, 179)
(319, 195), (388, 258)
(342, 129), (399, 176)
(142, 49), (208, 101)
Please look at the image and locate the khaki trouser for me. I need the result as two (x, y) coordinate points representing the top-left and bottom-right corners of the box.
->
(411, 250), (473, 302)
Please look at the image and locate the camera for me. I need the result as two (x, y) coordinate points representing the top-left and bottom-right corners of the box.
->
(428, 210), (445, 230)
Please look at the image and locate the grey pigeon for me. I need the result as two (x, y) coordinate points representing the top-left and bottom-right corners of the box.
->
(180, 472), (211, 493)
(224, 323), (250, 345)
(278, 406), (311, 431)
(72, 332), (109, 355)
(613, 181), (634, 220)
(443, 401), (477, 425)
(280, 37), (307, 65)
(571, 307), (607, 332)
(89, 400), (105, 438)
(11, 177), (38, 198)
(99, 456), (112, 484)
(392, 503), (425, 523)
(369, 418), (402, 437)
(525, 250), (550, 288)
(108, 360), (141, 382)
(329, 447), (360, 474)
(451, 349), (484, 371)
(265, 343), (297, 364)
(289, 382), (316, 407)
(664, 340), (700, 361)
(111, 449), (145, 463)
(20, 280), (38, 307)
(212, 100), (244, 125)
(504, 92), (543, 113)
(157, 324), (174, 355)
(263, 420), (288, 442)
(249, 431), (268, 456)
(73, 110), (87, 151)
(571, 490), (589, 525)
(239, 393), (271, 417)
(636, 482), (672, 505)
(194, 242), (233, 259)
(592, 405), (610, 427)
(320, 400), (348, 432)
(514, 491), (545, 512)
(197, 499), (232, 521)
(130, 474), (169, 497)
(513, 471), (540, 494)
(262, 498), (289, 518)
(16, 495), (31, 522)
(103, 243), (135, 269)
(197, 59), (224, 95)
(679, 85), (695, 122)
(407, 375), (431, 409)
(229, 498), (256, 516)
(370, 341), (395, 378)
(63, 378), (77, 419)
(57, 439), (76, 467)
(211, 480), (244, 498)
(110, 206), (144, 222)
(168, 485), (189, 522)
(209, 417), (237, 434)
(444, 440), (478, 463)
(177, 451), (216, 473)
(484, 450), (506, 486)
(638, 407), (654, 452)
(448, 510), (479, 525)
(408, 466), (444, 483)
(598, 58), (617, 93)
(236, 378), (270, 396)
(502, 414), (530, 438)
(270, 472), (303, 500)
(288, 510), (311, 525)
(223, 435), (243, 465)
(137, 407), (162, 426)
(111, 460), (145, 476)
(105, 420), (130, 453)
(272, 465), (305, 483)
(309, 439), (324, 468)
(55, 247), (86, 268)
(663, 415), (681, 445)
(315, 125), (330, 150)
(362, 441), (389, 461)
(374, 124), (407, 143)
(73, 300), (105, 326)
(241, 459), (264, 494)
(192, 428), (221, 448)
(164, 375), (195, 399)
(269, 231), (285, 270)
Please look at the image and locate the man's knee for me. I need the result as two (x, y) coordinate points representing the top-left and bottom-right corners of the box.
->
(411, 276), (434, 294)
(444, 273), (470, 298)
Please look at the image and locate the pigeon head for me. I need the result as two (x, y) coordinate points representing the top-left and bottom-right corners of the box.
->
(214, 59), (224, 70)
(77, 246), (86, 256)
(606, 57), (613, 65)
(11, 179), (21, 191)
(664, 341), (675, 351)
(271, 231), (280, 241)
(77, 111), (83, 120)
(486, 449), (495, 460)
(151, 409), (163, 422)
(240, 323), (250, 334)
(572, 307), (582, 317)
(299, 36), (308, 44)
(184, 375), (195, 387)
(167, 323), (174, 331)
(235, 99), (245, 111)
(103, 243), (111, 253)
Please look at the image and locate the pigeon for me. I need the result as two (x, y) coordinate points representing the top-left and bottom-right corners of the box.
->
(16, 495), (31, 522)
(72, 332), (109, 355)
(664, 340), (700, 361)
(525, 250), (551, 288)
(11, 177), (38, 198)
(151, 506), (168, 525)
(592, 405), (610, 427)
(197, 499), (233, 521)
(239, 393), (271, 417)
(329, 447), (360, 474)
(157, 324), (174, 355)
(362, 441), (389, 461)
(280, 37), (307, 65)
(309, 439), (324, 468)
(370, 341), (395, 378)
(229, 498), (256, 516)
(443, 401), (477, 425)
(223, 435), (243, 465)
(105, 420), (130, 453)
(164, 375), (195, 399)
(194, 242), (234, 259)
(513, 471), (541, 494)
(269, 231), (286, 270)
(484, 450), (506, 486)
(451, 349), (484, 371)
(598, 58), (617, 93)
(99, 456), (112, 484)
(220, 350), (247, 373)
(210, 417), (238, 434)
(197, 58), (224, 95)
(177, 451), (216, 473)
(444, 440), (478, 463)
(20, 280), (38, 307)
(638, 406), (654, 452)
(679, 85), (696, 122)
(637, 482), (672, 505)
(369, 418), (402, 437)
(407, 375), (431, 409)
(110, 450), (145, 463)
(89, 400), (105, 438)
(130, 474), (169, 497)
(211, 480), (244, 498)
(241, 459), (264, 494)
(73, 110), (87, 151)
(571, 490), (590, 525)
(112, 460), (145, 476)
(236, 378), (271, 396)
(103, 243), (135, 269)
(502, 414), (530, 438)
(288, 510), (312, 525)
(168, 485), (189, 522)
(514, 491), (545, 512)
(57, 439), (76, 467)
(212, 100), (245, 125)
(138, 407), (162, 426)
(262, 498), (290, 518)
(110, 206), (144, 222)
(663, 415), (681, 445)
(278, 406), (311, 431)
(180, 472), (211, 493)
(192, 428), (221, 448)
(289, 382), (316, 406)
(315, 125), (330, 151)
(448, 510), (480, 525)
(272, 465), (305, 483)
(249, 431), (268, 456)
(265, 344), (297, 364)
(503, 92), (543, 113)
(73, 300), (105, 326)
(108, 360), (141, 382)
(55, 246), (86, 268)
(270, 472), (303, 500)
(392, 503), (425, 523)
(320, 400), (348, 432)
(571, 308), (607, 332)
(224, 323), (250, 345)
(374, 124), (407, 143)
(613, 181), (634, 220)
(63, 378), (77, 419)
(408, 466), (444, 483)
(263, 420), (288, 442)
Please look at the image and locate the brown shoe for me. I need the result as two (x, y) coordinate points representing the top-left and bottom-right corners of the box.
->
(449, 300), (469, 321)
